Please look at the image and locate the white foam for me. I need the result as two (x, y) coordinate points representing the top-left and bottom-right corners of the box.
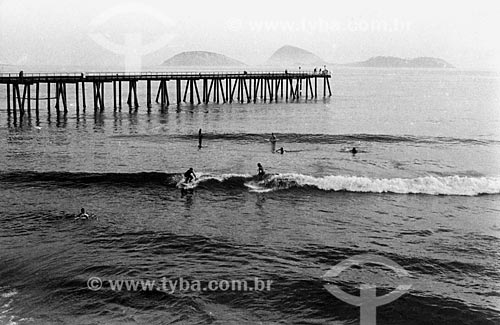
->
(264, 173), (500, 196)
(244, 181), (273, 193)
(0, 288), (19, 325)
(0, 290), (17, 299)
(197, 173), (252, 183)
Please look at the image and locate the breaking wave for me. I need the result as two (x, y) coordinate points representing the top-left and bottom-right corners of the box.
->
(2, 171), (499, 196)
(257, 173), (500, 196)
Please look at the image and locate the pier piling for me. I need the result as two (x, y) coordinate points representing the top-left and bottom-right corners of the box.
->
(35, 82), (39, 120)
(75, 82), (79, 113)
(47, 83), (51, 114)
(27, 84), (31, 116)
(82, 82), (86, 110)
(7, 83), (11, 114)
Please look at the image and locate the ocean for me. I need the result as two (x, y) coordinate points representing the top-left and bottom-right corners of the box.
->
(0, 67), (499, 324)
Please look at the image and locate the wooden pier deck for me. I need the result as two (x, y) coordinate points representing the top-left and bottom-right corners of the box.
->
(0, 71), (332, 119)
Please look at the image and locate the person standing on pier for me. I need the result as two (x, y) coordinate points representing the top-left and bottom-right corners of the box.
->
(198, 129), (203, 149)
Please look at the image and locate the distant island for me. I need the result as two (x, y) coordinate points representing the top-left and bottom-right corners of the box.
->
(162, 51), (245, 67)
(266, 45), (327, 66)
(344, 56), (455, 68)
(160, 48), (455, 69)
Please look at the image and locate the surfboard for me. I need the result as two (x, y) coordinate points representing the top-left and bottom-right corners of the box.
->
(176, 180), (197, 189)
(244, 174), (274, 193)
(244, 182), (273, 193)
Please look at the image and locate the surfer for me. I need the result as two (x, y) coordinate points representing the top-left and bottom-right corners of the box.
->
(75, 208), (89, 220)
(270, 133), (277, 152)
(198, 129), (202, 148)
(184, 168), (197, 183)
(350, 147), (358, 155)
(276, 147), (285, 154)
(257, 163), (265, 178)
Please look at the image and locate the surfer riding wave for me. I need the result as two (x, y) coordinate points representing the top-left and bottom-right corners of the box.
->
(184, 168), (197, 183)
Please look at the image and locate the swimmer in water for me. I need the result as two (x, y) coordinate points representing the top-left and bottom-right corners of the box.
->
(184, 168), (197, 183)
(257, 163), (265, 178)
(76, 208), (89, 220)
(350, 147), (358, 155)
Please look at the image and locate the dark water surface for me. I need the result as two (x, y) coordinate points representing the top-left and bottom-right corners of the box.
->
(0, 68), (499, 324)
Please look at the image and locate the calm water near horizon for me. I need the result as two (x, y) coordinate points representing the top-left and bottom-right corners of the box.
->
(0, 67), (499, 324)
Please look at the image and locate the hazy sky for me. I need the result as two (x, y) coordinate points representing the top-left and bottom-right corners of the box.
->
(0, 0), (499, 70)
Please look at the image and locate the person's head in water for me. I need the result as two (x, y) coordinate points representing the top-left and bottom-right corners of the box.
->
(351, 147), (357, 154)
(257, 163), (262, 168)
(77, 207), (89, 219)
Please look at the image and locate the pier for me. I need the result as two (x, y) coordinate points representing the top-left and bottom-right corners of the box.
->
(0, 71), (332, 120)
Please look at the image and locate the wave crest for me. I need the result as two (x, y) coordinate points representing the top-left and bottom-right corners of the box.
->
(258, 173), (500, 196)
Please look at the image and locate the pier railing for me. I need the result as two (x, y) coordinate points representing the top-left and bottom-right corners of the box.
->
(0, 71), (331, 82)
